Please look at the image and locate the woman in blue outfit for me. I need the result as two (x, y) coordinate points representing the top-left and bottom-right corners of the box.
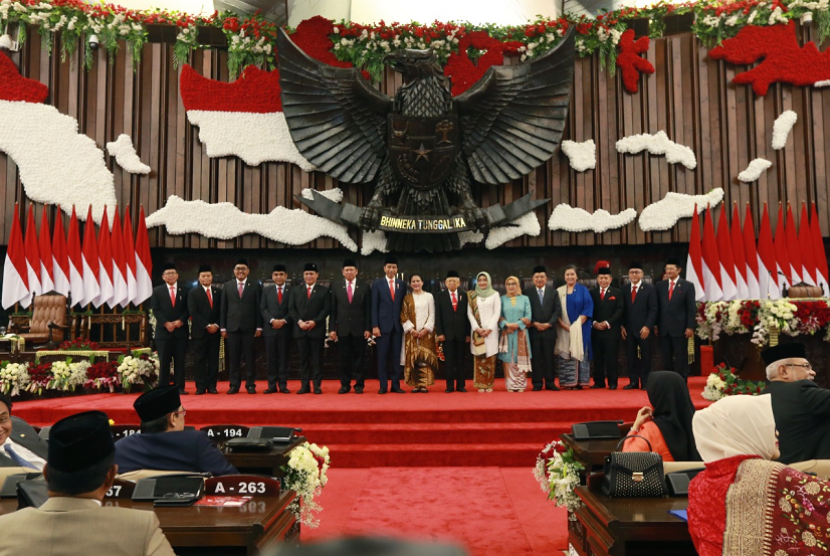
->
(555, 265), (594, 389)
(498, 276), (532, 392)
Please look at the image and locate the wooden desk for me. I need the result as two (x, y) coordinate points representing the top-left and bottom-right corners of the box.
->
(570, 482), (695, 556)
(224, 437), (305, 478)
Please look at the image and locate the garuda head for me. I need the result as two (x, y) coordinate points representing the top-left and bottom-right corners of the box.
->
(383, 49), (442, 83)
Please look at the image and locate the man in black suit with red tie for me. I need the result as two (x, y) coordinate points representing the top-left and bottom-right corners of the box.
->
(371, 256), (405, 394)
(220, 258), (263, 395)
(590, 268), (624, 389)
(329, 259), (371, 394)
(622, 261), (658, 389)
(187, 265), (221, 395)
(289, 263), (331, 395)
(260, 264), (292, 394)
(655, 258), (697, 380)
(434, 270), (470, 393)
(151, 263), (189, 394)
(524, 265), (562, 391)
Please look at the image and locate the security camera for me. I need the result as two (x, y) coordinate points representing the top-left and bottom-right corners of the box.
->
(88, 33), (99, 50)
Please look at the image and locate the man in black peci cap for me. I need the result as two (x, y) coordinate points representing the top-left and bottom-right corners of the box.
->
(289, 263), (331, 394)
(329, 259), (372, 394)
(655, 258), (696, 380)
(621, 261), (658, 389)
(524, 265), (562, 391)
(762, 343), (830, 463)
(188, 264), (222, 395)
(261, 263), (293, 394)
(220, 258), (263, 394)
(434, 270), (470, 393)
(590, 267), (624, 389)
(150, 262), (189, 394)
(0, 410), (176, 555)
(114, 385), (238, 476)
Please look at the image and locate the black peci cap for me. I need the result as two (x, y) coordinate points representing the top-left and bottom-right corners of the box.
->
(48, 411), (115, 472)
(343, 259), (358, 269)
(597, 267), (612, 276)
(272, 264), (286, 273)
(133, 385), (181, 423)
(532, 265), (547, 275)
(198, 264), (212, 274)
(629, 261), (643, 271)
(235, 258), (249, 268)
(445, 270), (460, 278)
(761, 343), (807, 366)
(304, 263), (318, 273)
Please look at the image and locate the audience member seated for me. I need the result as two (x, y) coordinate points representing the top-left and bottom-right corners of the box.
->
(114, 385), (238, 476)
(0, 393), (48, 471)
(688, 394), (830, 556)
(0, 410), (176, 556)
(621, 371), (700, 462)
(762, 342), (830, 464)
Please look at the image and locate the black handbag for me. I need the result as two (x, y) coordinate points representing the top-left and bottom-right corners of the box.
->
(601, 435), (667, 498)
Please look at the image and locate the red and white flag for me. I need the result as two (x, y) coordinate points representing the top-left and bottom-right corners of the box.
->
(774, 204), (792, 289)
(38, 206), (55, 294)
(51, 209), (71, 297)
(810, 203), (829, 295)
(2, 206), (30, 309)
(742, 204), (762, 299)
(80, 206), (101, 307)
(685, 204), (706, 302)
(23, 205), (43, 296)
(730, 203), (750, 299)
(134, 206), (153, 305)
(716, 206), (738, 300)
(66, 207), (86, 305)
(798, 202), (817, 287)
(123, 206), (138, 305)
(785, 203), (803, 285)
(758, 203), (781, 299)
(96, 206), (115, 308)
(701, 205), (724, 301)
(109, 208), (129, 308)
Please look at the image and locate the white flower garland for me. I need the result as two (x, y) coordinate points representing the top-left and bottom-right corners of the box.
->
(814, 79), (830, 87)
(281, 442), (330, 528)
(145, 195), (358, 251)
(771, 110), (798, 150)
(0, 100), (116, 224)
(638, 188), (724, 231)
(106, 134), (151, 174)
(561, 139), (596, 172)
(484, 212), (541, 249)
(548, 204), (637, 233)
(360, 230), (389, 256)
(0, 362), (30, 397)
(737, 158), (773, 182)
(616, 131), (697, 170)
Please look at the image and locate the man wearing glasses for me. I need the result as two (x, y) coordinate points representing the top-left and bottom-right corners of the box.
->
(621, 262), (657, 390)
(150, 263), (189, 394)
(762, 343), (830, 464)
(114, 386), (237, 475)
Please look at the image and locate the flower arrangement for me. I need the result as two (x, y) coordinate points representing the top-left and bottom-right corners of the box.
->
(26, 361), (56, 394)
(280, 442), (331, 528)
(695, 299), (826, 346)
(533, 440), (585, 518)
(59, 338), (100, 351)
(117, 353), (158, 390)
(0, 361), (31, 396)
(638, 188), (724, 232)
(48, 358), (90, 391)
(84, 360), (121, 392)
(702, 363), (766, 401)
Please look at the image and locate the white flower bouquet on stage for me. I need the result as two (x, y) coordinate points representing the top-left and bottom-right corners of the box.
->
(534, 440), (584, 519)
(280, 441), (331, 528)
(117, 353), (159, 391)
(0, 362), (31, 397)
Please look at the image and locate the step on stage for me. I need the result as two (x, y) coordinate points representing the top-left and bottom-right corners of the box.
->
(15, 377), (709, 467)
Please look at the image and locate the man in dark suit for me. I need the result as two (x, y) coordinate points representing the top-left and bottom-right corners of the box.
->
(114, 386), (237, 475)
(371, 256), (405, 394)
(289, 263), (331, 395)
(329, 259), (371, 394)
(622, 261), (658, 389)
(220, 258), (262, 395)
(524, 265), (562, 391)
(655, 258), (697, 379)
(0, 394), (49, 470)
(762, 343), (830, 463)
(187, 265), (221, 395)
(589, 268), (624, 389)
(434, 270), (470, 393)
(150, 263), (189, 394)
(260, 264), (292, 394)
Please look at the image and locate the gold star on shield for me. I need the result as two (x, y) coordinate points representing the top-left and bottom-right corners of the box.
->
(412, 143), (432, 161)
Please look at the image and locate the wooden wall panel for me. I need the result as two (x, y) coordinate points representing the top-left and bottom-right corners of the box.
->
(1, 26), (828, 251)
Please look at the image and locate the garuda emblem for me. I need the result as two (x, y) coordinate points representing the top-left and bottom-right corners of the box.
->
(277, 28), (575, 252)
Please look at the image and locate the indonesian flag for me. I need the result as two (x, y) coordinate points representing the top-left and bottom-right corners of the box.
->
(758, 203), (781, 299)
(51, 209), (71, 297)
(2, 205), (29, 309)
(38, 206), (55, 294)
(785, 203), (803, 285)
(134, 206), (153, 305)
(23, 205), (42, 296)
(742, 204), (762, 299)
(66, 207), (86, 306)
(96, 206), (115, 308)
(811, 203), (829, 295)
(701, 205), (724, 301)
(774, 204), (792, 288)
(123, 207), (138, 305)
(80, 205), (101, 307)
(730, 203), (750, 300)
(110, 208), (129, 308)
(685, 204), (706, 302)
(716, 206), (738, 300)
(799, 202), (818, 287)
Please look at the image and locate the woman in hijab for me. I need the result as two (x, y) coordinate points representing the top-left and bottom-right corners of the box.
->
(466, 272), (500, 392)
(498, 276), (532, 392)
(555, 265), (593, 389)
(688, 394), (830, 556)
(622, 371), (700, 462)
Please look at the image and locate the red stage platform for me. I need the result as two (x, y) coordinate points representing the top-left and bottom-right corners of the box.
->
(14, 377), (710, 467)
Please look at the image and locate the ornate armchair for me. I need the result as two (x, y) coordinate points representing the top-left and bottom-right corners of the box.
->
(16, 294), (69, 349)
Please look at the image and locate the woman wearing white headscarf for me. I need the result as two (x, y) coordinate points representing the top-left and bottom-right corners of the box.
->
(688, 394), (830, 556)
(466, 272), (500, 392)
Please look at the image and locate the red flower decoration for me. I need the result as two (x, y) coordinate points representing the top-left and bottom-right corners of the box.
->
(616, 29), (654, 94)
(444, 31), (521, 96)
(0, 51), (49, 104)
(708, 22), (830, 96)
(180, 64), (283, 113)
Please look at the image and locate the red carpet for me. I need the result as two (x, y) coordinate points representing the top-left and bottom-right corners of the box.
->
(13, 377), (710, 467)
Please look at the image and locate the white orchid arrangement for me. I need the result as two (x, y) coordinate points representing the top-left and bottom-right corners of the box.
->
(117, 354), (159, 389)
(281, 442), (331, 528)
(534, 440), (584, 520)
(49, 359), (91, 391)
(0, 362), (31, 397)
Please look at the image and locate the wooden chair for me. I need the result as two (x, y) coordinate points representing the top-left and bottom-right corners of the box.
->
(15, 294), (69, 349)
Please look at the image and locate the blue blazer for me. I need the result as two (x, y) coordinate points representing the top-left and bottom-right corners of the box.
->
(114, 430), (238, 476)
(371, 277), (405, 333)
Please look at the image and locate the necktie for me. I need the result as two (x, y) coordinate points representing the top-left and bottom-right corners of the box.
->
(4, 444), (37, 470)
(538, 289), (544, 304)
(669, 281), (675, 301)
(169, 286), (176, 307)
(277, 286), (283, 304)
(631, 286), (637, 303)
(347, 282), (353, 303)
(206, 287), (213, 308)
(238, 282), (244, 299)
(451, 291), (457, 312)
(600, 288), (605, 301)
(307, 286), (312, 299)
(390, 280), (395, 301)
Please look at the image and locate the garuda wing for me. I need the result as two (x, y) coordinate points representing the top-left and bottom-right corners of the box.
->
(455, 27), (575, 185)
(276, 29), (392, 184)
